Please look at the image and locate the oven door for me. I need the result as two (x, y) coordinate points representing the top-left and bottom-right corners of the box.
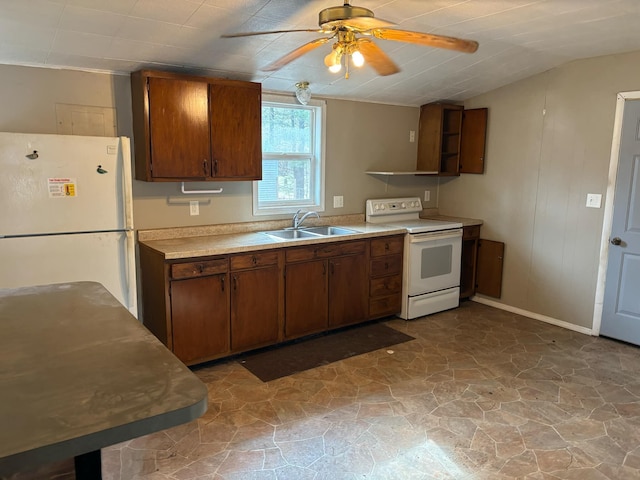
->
(407, 229), (462, 296)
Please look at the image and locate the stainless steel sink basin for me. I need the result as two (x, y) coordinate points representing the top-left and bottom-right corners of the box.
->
(261, 229), (319, 240)
(261, 226), (358, 241)
(303, 226), (357, 236)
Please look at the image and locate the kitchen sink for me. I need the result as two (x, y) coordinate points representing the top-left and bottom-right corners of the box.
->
(261, 226), (358, 241)
(303, 226), (357, 236)
(261, 229), (320, 240)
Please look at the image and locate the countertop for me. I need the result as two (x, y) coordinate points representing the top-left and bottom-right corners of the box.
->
(139, 222), (407, 260)
(0, 281), (207, 475)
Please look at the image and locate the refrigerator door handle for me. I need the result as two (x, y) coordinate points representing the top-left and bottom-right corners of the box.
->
(120, 137), (135, 231)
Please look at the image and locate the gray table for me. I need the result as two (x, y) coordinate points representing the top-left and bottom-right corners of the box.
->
(0, 282), (208, 478)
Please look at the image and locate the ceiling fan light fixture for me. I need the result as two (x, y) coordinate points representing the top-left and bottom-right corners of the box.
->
(351, 50), (365, 67)
(295, 81), (311, 105)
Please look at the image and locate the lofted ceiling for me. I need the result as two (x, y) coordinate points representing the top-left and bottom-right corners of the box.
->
(1, 0), (640, 106)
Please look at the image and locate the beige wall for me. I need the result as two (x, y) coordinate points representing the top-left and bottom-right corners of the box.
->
(0, 64), (438, 230)
(441, 50), (640, 330)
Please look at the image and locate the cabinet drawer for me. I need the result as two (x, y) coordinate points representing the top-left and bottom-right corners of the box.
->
(370, 254), (402, 277)
(463, 225), (481, 239)
(286, 240), (366, 262)
(369, 295), (401, 318)
(170, 258), (228, 279)
(370, 236), (404, 257)
(230, 250), (280, 270)
(370, 274), (402, 297)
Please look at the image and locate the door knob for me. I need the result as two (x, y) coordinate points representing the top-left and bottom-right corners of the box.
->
(610, 237), (622, 246)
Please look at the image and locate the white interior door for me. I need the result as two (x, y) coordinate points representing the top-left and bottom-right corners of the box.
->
(600, 99), (640, 344)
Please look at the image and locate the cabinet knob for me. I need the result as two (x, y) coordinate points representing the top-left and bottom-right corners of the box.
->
(252, 255), (257, 265)
(202, 159), (207, 175)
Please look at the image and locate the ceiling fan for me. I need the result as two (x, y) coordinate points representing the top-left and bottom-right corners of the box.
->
(221, 1), (479, 78)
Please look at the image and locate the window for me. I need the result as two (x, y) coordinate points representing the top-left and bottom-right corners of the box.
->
(253, 94), (325, 215)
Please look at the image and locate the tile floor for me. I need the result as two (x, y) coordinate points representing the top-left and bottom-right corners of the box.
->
(16, 301), (640, 479)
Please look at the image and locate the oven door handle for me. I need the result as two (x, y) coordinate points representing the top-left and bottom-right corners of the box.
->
(409, 229), (463, 243)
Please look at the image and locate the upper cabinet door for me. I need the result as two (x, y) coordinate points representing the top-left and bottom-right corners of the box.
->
(148, 77), (210, 179)
(460, 108), (488, 174)
(210, 81), (262, 180)
(131, 70), (262, 182)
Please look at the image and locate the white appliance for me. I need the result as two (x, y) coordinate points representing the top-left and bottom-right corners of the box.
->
(0, 132), (137, 317)
(366, 197), (462, 319)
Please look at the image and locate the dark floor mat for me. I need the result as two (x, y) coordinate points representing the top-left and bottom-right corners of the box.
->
(238, 322), (414, 382)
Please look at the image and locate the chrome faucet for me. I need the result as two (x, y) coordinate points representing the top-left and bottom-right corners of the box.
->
(292, 209), (319, 229)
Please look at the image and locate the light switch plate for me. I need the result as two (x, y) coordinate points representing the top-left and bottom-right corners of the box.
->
(190, 200), (199, 215)
(586, 193), (602, 208)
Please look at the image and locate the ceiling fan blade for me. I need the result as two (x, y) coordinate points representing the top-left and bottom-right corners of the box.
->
(323, 16), (395, 31)
(372, 28), (479, 53)
(221, 29), (325, 38)
(262, 37), (331, 72)
(356, 39), (400, 76)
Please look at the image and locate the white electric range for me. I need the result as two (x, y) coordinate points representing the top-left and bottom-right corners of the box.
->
(366, 197), (463, 319)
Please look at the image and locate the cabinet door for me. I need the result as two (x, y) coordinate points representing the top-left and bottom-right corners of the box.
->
(210, 81), (262, 180)
(329, 253), (368, 328)
(171, 274), (230, 364)
(476, 239), (504, 298)
(148, 77), (210, 179)
(231, 265), (280, 351)
(285, 260), (328, 338)
(460, 108), (488, 174)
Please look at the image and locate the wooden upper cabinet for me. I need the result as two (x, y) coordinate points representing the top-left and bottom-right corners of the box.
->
(417, 103), (463, 176)
(147, 77), (210, 179)
(417, 103), (487, 176)
(210, 81), (262, 180)
(131, 70), (262, 182)
(460, 108), (488, 174)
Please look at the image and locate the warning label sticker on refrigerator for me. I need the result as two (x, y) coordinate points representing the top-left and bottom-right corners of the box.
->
(48, 178), (77, 198)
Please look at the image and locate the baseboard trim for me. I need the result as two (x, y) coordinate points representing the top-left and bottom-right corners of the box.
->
(470, 296), (594, 336)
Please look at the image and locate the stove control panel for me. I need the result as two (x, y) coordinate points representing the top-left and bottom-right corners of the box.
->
(366, 197), (422, 219)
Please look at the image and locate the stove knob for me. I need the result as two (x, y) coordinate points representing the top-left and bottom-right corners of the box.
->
(380, 204), (385, 210)
(401, 202), (406, 208)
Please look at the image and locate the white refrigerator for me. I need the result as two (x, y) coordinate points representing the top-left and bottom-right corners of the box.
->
(0, 132), (137, 317)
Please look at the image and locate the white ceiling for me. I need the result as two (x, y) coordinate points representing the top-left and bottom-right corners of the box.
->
(2, 0), (640, 106)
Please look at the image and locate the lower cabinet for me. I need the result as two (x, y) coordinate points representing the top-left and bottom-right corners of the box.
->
(230, 251), (282, 351)
(139, 234), (403, 366)
(284, 240), (368, 340)
(329, 253), (368, 328)
(368, 236), (404, 319)
(460, 225), (480, 298)
(285, 260), (328, 338)
(171, 273), (230, 364)
(460, 224), (505, 299)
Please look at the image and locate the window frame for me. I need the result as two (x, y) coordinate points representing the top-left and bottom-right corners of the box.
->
(252, 93), (326, 216)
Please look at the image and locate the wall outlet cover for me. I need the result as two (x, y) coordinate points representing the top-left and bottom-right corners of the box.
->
(190, 200), (199, 215)
(586, 193), (602, 208)
(333, 195), (344, 208)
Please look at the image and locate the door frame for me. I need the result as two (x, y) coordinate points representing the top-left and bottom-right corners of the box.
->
(592, 91), (640, 335)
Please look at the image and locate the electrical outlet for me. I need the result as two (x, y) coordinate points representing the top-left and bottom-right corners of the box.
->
(189, 200), (199, 216)
(424, 190), (430, 202)
(409, 130), (415, 143)
(333, 195), (344, 208)
(586, 193), (602, 209)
